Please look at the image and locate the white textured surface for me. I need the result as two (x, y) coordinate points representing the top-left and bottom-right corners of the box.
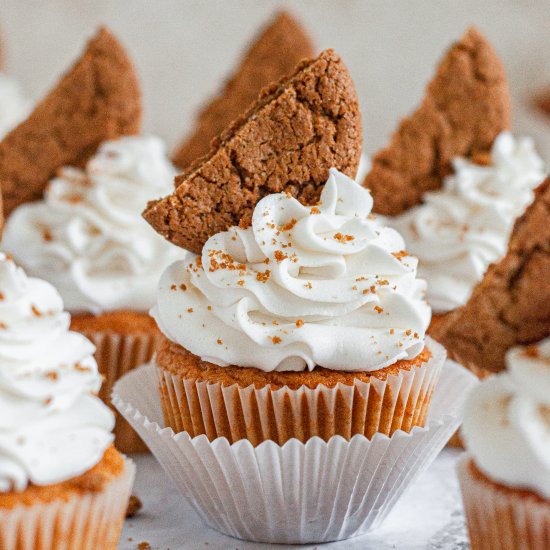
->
(120, 449), (470, 550)
(2, 1), (550, 161)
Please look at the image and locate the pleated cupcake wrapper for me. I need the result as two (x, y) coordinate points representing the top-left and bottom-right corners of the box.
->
(77, 328), (163, 453)
(0, 458), (135, 550)
(157, 337), (446, 446)
(458, 457), (550, 550)
(112, 357), (477, 544)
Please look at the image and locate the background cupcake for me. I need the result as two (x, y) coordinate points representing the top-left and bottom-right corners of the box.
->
(459, 338), (550, 549)
(0, 253), (134, 550)
(0, 28), (182, 452)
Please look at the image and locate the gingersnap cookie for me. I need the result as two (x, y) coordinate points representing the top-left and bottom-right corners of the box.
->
(0, 27), (141, 221)
(172, 11), (314, 169)
(144, 48), (362, 254)
(432, 176), (550, 373)
(364, 26), (510, 216)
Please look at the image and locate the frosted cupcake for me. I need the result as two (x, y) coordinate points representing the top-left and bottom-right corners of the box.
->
(0, 254), (133, 550)
(152, 169), (443, 445)
(3, 135), (183, 452)
(459, 338), (550, 549)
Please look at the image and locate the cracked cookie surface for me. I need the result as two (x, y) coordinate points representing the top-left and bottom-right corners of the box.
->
(363, 26), (510, 216)
(172, 11), (314, 170)
(0, 27), (141, 222)
(432, 176), (550, 373)
(144, 48), (362, 254)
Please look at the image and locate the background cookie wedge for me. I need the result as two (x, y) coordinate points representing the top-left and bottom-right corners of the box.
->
(432, 176), (550, 373)
(363, 26), (510, 216)
(172, 11), (314, 170)
(0, 27), (141, 221)
(144, 49), (362, 254)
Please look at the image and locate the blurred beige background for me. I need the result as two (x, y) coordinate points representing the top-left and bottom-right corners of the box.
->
(2, 0), (550, 159)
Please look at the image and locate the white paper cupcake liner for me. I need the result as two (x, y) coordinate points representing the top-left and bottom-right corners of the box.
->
(157, 338), (445, 446)
(113, 358), (476, 544)
(79, 328), (163, 453)
(0, 458), (135, 550)
(458, 457), (550, 550)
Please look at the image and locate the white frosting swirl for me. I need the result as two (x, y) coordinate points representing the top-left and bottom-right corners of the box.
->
(0, 254), (114, 492)
(153, 169), (431, 372)
(462, 338), (550, 499)
(391, 132), (545, 313)
(0, 73), (30, 139)
(3, 136), (184, 314)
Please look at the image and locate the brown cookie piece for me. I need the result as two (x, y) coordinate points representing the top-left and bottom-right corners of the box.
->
(432, 176), (550, 373)
(364, 26), (510, 216)
(144, 49), (362, 254)
(171, 10), (314, 169)
(0, 27), (141, 221)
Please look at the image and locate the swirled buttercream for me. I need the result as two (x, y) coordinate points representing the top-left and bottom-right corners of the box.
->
(152, 168), (431, 372)
(3, 135), (183, 314)
(391, 132), (545, 313)
(0, 254), (113, 492)
(462, 338), (550, 499)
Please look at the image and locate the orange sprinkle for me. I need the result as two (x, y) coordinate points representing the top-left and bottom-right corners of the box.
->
(271, 336), (282, 344)
(237, 280), (245, 286)
(274, 251), (288, 262)
(170, 284), (177, 291)
(296, 320), (304, 328)
(31, 305), (42, 317)
(256, 270), (271, 283)
(279, 218), (298, 232)
(187, 308), (194, 313)
(310, 207), (321, 215)
(333, 233), (355, 242)
(180, 284), (187, 291)
(217, 339), (223, 345)
(390, 329), (395, 335)
(374, 306), (383, 314)
(207, 306), (212, 311)
(239, 217), (252, 229)
(392, 250), (409, 260)
(304, 282), (313, 289)
(405, 329), (412, 336)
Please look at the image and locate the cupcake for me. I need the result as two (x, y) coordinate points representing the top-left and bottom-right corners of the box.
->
(3, 135), (182, 451)
(458, 338), (550, 549)
(143, 49), (443, 445)
(0, 29), (181, 452)
(113, 47), (475, 545)
(153, 167), (441, 445)
(0, 253), (134, 550)
(362, 28), (525, 333)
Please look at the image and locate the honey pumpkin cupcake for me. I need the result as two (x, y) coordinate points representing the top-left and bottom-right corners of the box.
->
(0, 253), (134, 550)
(152, 168), (443, 445)
(458, 338), (550, 549)
(1, 29), (182, 452)
(145, 46), (444, 445)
